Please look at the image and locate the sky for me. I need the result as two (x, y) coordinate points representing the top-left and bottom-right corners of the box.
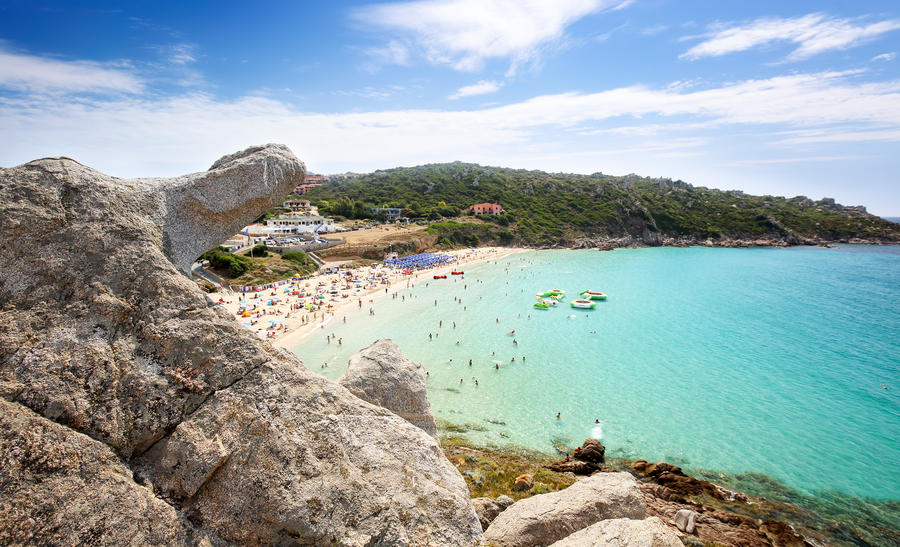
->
(1, 1), (899, 214)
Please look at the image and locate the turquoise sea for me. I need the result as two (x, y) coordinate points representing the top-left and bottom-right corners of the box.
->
(293, 246), (899, 531)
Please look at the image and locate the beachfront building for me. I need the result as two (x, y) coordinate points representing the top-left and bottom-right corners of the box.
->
(371, 207), (404, 220)
(469, 202), (504, 215)
(264, 212), (335, 235)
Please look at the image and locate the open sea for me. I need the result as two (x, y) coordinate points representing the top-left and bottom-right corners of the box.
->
(293, 246), (900, 537)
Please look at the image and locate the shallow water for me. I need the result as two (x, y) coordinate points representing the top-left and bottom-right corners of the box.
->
(293, 246), (900, 504)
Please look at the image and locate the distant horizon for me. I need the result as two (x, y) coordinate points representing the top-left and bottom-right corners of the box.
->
(1, 1), (899, 214)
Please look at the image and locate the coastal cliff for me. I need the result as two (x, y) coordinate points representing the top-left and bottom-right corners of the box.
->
(0, 145), (482, 545)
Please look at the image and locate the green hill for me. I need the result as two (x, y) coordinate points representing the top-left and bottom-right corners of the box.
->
(304, 162), (900, 247)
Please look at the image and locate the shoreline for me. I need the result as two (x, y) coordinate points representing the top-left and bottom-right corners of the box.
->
(215, 246), (528, 350)
(440, 434), (898, 547)
(211, 242), (899, 545)
(212, 239), (895, 351)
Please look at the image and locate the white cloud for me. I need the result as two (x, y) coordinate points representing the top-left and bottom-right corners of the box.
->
(361, 40), (410, 72)
(0, 48), (142, 94)
(724, 155), (870, 167)
(2, 70), (899, 178)
(682, 13), (900, 61)
(352, 0), (630, 72)
(872, 52), (896, 62)
(167, 44), (197, 65)
(642, 24), (669, 36)
(449, 80), (502, 99)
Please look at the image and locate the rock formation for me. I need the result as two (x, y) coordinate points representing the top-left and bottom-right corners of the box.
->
(472, 495), (515, 531)
(0, 146), (482, 545)
(483, 472), (646, 546)
(338, 338), (438, 438)
(674, 508), (698, 534)
(549, 516), (683, 547)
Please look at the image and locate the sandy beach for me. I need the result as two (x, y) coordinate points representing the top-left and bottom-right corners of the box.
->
(214, 246), (527, 351)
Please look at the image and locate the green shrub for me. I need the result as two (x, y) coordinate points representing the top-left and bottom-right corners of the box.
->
(251, 244), (269, 257)
(282, 251), (318, 276)
(200, 247), (251, 277)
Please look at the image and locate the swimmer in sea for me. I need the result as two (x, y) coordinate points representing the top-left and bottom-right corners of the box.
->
(556, 413), (561, 419)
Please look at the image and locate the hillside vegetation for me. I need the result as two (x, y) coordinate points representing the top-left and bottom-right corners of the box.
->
(305, 163), (900, 247)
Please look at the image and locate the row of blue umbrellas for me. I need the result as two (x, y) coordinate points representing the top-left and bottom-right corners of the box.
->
(384, 252), (453, 269)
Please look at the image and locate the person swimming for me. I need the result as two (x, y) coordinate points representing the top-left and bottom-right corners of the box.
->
(556, 413), (561, 419)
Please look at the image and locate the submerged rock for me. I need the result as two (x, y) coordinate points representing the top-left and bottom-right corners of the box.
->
(484, 472), (646, 547)
(0, 146), (481, 546)
(338, 338), (438, 438)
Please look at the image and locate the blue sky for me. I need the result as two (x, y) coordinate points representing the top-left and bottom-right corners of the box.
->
(1, 1), (899, 214)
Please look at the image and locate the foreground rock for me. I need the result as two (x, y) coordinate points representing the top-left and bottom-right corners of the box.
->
(338, 338), (438, 437)
(550, 517), (682, 547)
(0, 400), (210, 546)
(483, 472), (646, 547)
(0, 146), (482, 545)
(472, 495), (515, 531)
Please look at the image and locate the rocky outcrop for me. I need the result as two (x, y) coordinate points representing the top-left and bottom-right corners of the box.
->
(0, 146), (482, 546)
(631, 460), (745, 502)
(674, 508), (698, 533)
(0, 399), (211, 546)
(483, 472), (646, 547)
(338, 338), (438, 438)
(574, 438), (605, 463)
(547, 438), (609, 475)
(472, 495), (514, 531)
(549, 516), (682, 547)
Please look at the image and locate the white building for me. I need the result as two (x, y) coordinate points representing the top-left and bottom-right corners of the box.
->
(264, 212), (335, 235)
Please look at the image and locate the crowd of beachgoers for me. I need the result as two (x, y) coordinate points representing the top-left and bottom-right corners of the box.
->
(216, 247), (523, 347)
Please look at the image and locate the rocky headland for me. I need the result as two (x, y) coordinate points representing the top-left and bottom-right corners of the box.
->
(1, 145), (892, 546)
(0, 146), (481, 545)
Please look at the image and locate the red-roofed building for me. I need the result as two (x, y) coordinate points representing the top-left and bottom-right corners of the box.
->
(469, 202), (504, 215)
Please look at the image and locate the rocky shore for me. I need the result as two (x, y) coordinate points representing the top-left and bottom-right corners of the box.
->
(567, 233), (899, 251)
(1, 145), (893, 546)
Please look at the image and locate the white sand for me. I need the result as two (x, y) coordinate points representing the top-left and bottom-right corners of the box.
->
(214, 247), (527, 351)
